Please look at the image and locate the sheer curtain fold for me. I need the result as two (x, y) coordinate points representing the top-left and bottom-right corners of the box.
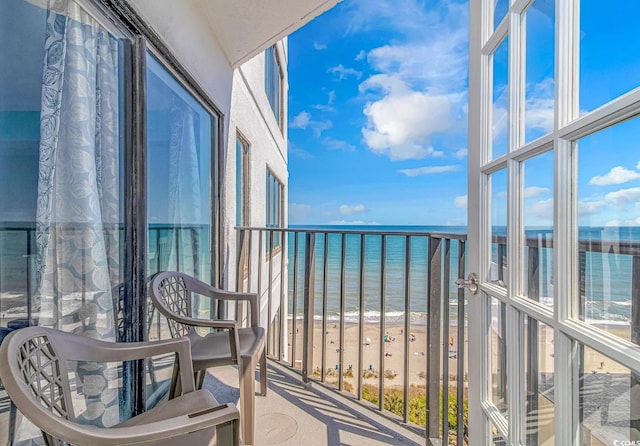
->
(35, 0), (120, 428)
(168, 94), (202, 278)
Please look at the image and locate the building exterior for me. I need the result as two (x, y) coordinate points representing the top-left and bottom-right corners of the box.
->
(0, 0), (338, 427)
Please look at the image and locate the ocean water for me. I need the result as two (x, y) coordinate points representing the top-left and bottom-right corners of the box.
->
(1, 224), (638, 328)
(287, 225), (640, 326)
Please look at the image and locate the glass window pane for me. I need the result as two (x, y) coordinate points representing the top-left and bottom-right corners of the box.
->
(578, 344), (640, 443)
(580, 0), (640, 113)
(492, 38), (509, 159)
(490, 169), (508, 288)
(0, 0), (125, 334)
(146, 53), (213, 288)
(236, 138), (244, 226)
(524, 0), (555, 144)
(494, 0), (509, 29)
(524, 317), (555, 445)
(491, 297), (508, 416)
(522, 152), (554, 307)
(574, 117), (640, 342)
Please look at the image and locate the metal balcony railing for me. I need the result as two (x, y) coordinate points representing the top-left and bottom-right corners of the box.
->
(236, 227), (469, 444)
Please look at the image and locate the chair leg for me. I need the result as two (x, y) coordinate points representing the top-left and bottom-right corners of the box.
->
(259, 349), (267, 396)
(239, 357), (256, 445)
(196, 369), (206, 390)
(8, 399), (16, 446)
(216, 419), (240, 446)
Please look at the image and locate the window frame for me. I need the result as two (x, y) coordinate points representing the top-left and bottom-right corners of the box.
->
(265, 167), (284, 256)
(264, 44), (283, 130)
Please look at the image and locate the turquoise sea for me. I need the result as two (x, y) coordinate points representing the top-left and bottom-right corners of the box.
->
(287, 225), (640, 326)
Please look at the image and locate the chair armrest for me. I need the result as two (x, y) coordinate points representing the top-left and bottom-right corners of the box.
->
(35, 402), (240, 446)
(171, 273), (260, 328)
(45, 330), (196, 395)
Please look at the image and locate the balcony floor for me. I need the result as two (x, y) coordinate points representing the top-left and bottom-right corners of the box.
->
(0, 362), (424, 446)
(206, 361), (424, 445)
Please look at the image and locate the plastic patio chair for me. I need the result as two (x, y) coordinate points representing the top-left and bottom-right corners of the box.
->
(149, 271), (266, 446)
(0, 326), (241, 446)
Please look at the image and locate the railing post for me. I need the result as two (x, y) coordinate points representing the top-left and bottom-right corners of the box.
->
(268, 230), (274, 356)
(403, 235), (411, 423)
(302, 232), (316, 383)
(279, 230), (287, 361)
(631, 254), (640, 438)
(427, 236), (442, 440)
(358, 234), (365, 400)
(527, 245), (540, 446)
(291, 233), (299, 366)
(321, 233), (329, 382)
(457, 240), (466, 444)
(442, 239), (451, 442)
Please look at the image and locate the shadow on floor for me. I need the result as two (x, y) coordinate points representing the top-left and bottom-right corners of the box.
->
(253, 364), (421, 445)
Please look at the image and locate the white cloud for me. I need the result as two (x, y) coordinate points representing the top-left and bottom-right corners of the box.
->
(313, 41), (327, 50)
(311, 120), (333, 137)
(524, 186), (551, 198)
(525, 78), (554, 134)
(527, 198), (553, 221)
(637, 160), (640, 170)
(361, 78), (454, 160)
(589, 166), (640, 186)
(289, 111), (332, 136)
(604, 187), (640, 208)
(454, 195), (467, 209)
(492, 103), (508, 143)
(288, 141), (313, 159)
(339, 204), (368, 215)
(290, 111), (311, 129)
(355, 50), (366, 61)
(312, 104), (336, 112)
(397, 165), (460, 177)
(328, 90), (336, 104)
(454, 148), (468, 159)
(289, 203), (312, 223)
(323, 137), (356, 152)
(329, 220), (380, 225)
(328, 64), (362, 80)
(605, 217), (640, 226)
(351, 1), (469, 161)
(579, 199), (606, 217)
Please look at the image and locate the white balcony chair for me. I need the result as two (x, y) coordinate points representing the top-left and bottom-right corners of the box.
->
(0, 326), (241, 446)
(149, 271), (266, 445)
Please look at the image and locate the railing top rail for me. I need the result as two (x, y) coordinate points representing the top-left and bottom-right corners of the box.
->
(234, 226), (468, 240)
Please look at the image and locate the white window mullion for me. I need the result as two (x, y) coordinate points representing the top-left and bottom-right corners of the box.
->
(554, 0), (579, 443)
(506, 4), (525, 442)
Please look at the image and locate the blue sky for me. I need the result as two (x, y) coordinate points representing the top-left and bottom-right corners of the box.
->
(286, 0), (640, 228)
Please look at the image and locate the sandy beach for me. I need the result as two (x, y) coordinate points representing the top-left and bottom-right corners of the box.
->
(287, 320), (467, 390)
(285, 319), (633, 392)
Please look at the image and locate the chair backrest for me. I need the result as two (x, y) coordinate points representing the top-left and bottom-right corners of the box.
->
(0, 327), (78, 425)
(150, 272), (194, 338)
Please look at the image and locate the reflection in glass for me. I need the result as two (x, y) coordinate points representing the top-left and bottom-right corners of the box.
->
(525, 317), (555, 445)
(522, 153), (554, 306)
(524, 0), (555, 143)
(575, 117), (640, 342)
(146, 54), (213, 284)
(146, 54), (214, 333)
(578, 345), (640, 443)
(491, 297), (508, 416)
(494, 0), (509, 29)
(491, 170), (508, 288)
(580, 0), (640, 113)
(492, 38), (509, 159)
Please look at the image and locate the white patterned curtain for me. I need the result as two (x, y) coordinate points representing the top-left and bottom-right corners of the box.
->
(35, 0), (120, 428)
(167, 94), (203, 278)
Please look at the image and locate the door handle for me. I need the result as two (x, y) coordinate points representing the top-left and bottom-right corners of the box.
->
(455, 273), (478, 295)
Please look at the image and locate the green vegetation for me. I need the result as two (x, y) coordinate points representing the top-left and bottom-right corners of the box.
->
(361, 384), (468, 432)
